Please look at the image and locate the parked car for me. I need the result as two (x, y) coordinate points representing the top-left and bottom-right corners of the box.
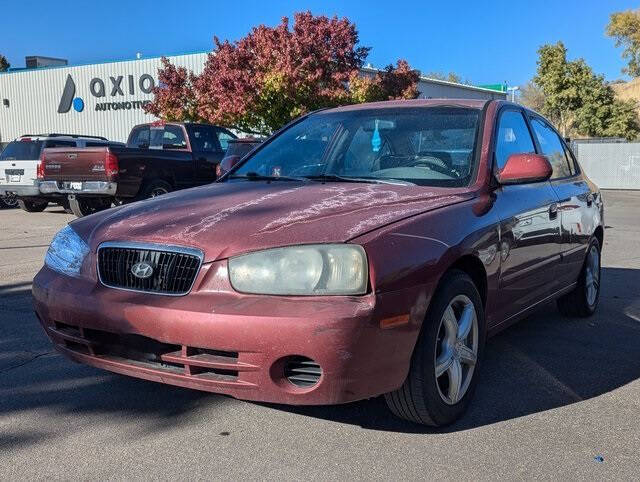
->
(33, 99), (603, 426)
(0, 134), (122, 213)
(217, 137), (262, 177)
(40, 121), (237, 217)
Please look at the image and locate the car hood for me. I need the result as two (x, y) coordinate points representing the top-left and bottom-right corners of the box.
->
(72, 181), (473, 261)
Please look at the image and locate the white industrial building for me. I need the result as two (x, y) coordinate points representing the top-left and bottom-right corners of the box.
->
(0, 52), (506, 144)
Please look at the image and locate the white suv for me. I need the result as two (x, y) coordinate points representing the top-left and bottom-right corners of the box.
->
(0, 134), (120, 212)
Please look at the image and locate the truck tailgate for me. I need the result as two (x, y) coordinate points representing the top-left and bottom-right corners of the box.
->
(42, 147), (112, 181)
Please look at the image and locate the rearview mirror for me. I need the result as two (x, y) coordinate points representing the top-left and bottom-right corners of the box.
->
(496, 153), (552, 185)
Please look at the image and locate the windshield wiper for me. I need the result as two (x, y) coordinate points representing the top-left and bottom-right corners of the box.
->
(304, 174), (415, 186)
(228, 172), (310, 182)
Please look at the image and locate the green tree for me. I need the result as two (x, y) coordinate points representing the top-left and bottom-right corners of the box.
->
(0, 55), (9, 72)
(606, 9), (640, 77)
(534, 41), (639, 140)
(534, 42), (579, 135)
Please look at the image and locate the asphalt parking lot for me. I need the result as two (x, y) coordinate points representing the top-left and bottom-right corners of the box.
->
(0, 190), (638, 480)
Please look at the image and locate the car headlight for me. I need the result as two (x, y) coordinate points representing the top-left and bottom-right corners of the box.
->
(228, 244), (368, 295)
(45, 225), (90, 277)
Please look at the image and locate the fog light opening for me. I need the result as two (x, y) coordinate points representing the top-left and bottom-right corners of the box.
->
(284, 356), (322, 388)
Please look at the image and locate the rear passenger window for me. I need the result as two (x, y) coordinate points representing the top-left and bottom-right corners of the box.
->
(495, 110), (535, 169)
(159, 125), (187, 149)
(530, 118), (573, 178)
(563, 144), (578, 176)
(128, 127), (150, 148)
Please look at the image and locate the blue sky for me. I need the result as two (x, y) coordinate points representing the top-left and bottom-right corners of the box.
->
(3, 0), (638, 87)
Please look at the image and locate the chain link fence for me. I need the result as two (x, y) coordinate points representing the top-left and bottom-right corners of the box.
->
(572, 140), (640, 190)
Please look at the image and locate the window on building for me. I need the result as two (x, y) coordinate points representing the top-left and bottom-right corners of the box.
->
(495, 110), (535, 169)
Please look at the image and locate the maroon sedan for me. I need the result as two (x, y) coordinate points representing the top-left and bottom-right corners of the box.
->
(33, 99), (603, 426)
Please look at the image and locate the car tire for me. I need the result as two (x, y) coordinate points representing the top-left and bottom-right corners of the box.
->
(1, 193), (19, 209)
(69, 197), (112, 218)
(556, 238), (601, 317)
(137, 179), (172, 200)
(384, 270), (486, 426)
(17, 199), (48, 213)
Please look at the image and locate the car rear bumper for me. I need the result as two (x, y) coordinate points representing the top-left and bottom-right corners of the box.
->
(39, 180), (117, 195)
(0, 183), (40, 197)
(32, 265), (424, 405)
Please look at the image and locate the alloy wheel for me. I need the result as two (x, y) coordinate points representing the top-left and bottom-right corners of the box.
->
(585, 245), (600, 306)
(434, 294), (479, 405)
(2, 193), (18, 208)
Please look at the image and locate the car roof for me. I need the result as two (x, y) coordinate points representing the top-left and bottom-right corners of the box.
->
(16, 134), (109, 142)
(321, 98), (489, 114)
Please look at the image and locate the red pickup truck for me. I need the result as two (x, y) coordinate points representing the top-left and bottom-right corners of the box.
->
(40, 122), (236, 216)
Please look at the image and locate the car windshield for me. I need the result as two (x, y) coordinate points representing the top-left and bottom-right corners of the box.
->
(0, 141), (44, 161)
(232, 106), (481, 187)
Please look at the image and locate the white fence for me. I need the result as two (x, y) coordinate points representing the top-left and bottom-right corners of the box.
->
(573, 141), (640, 190)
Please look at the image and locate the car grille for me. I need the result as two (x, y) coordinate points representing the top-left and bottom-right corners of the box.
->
(97, 243), (203, 295)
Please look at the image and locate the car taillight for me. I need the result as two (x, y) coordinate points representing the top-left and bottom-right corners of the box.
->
(216, 164), (222, 178)
(105, 150), (119, 178)
(37, 151), (45, 179)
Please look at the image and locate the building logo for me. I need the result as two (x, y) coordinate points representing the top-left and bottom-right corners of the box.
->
(57, 73), (156, 114)
(57, 74), (84, 113)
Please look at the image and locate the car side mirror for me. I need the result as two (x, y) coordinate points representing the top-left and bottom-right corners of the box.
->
(496, 153), (552, 185)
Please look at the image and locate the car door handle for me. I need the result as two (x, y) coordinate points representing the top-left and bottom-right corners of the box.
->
(549, 203), (558, 219)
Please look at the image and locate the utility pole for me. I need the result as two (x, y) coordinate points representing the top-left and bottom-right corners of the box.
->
(507, 86), (520, 102)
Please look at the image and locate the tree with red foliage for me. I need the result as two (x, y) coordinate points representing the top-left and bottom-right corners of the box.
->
(145, 57), (201, 122)
(350, 60), (420, 103)
(146, 12), (420, 134)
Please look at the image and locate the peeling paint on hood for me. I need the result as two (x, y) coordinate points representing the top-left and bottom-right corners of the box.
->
(70, 181), (474, 261)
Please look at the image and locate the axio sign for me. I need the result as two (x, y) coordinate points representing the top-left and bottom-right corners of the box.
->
(57, 73), (155, 114)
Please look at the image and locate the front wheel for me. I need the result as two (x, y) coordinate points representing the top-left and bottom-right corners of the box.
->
(68, 196), (112, 217)
(384, 270), (486, 426)
(557, 238), (601, 317)
(17, 199), (48, 212)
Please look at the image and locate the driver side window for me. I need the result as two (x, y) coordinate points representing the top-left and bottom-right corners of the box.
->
(495, 111), (535, 169)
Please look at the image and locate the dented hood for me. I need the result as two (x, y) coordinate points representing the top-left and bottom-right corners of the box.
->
(71, 181), (473, 261)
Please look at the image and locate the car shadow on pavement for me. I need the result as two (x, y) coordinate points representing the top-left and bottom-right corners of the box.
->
(0, 285), (223, 441)
(266, 266), (640, 433)
(1, 267), (639, 437)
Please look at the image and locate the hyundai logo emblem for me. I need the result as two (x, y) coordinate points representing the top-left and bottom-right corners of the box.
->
(131, 261), (154, 279)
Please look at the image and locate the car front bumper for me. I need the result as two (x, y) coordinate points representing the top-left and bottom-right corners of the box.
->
(39, 180), (117, 196)
(32, 263), (425, 405)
